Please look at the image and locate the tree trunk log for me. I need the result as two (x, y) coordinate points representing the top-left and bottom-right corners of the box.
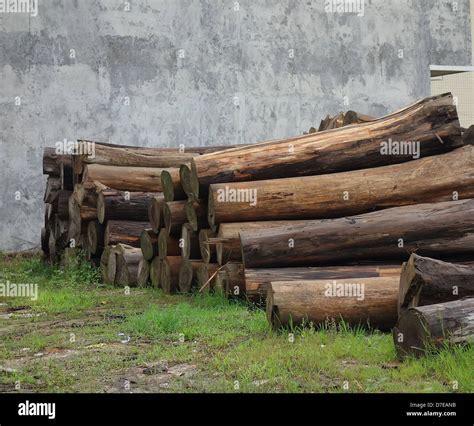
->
(241, 199), (474, 268)
(198, 229), (217, 264)
(393, 298), (474, 358)
(208, 145), (474, 225)
(178, 260), (203, 293)
(104, 220), (149, 247)
(97, 190), (159, 223)
(196, 263), (220, 292)
(150, 257), (162, 289)
(185, 199), (208, 232)
(267, 277), (400, 330)
(398, 254), (474, 316)
(158, 228), (181, 260)
(160, 169), (187, 202)
(115, 245), (142, 287)
(181, 224), (201, 260)
(87, 221), (105, 255)
(160, 257), (181, 294)
(186, 94), (462, 200)
(137, 258), (151, 287)
(149, 196), (165, 233)
(100, 246), (112, 283)
(246, 265), (402, 304)
(43, 147), (73, 176)
(163, 201), (187, 235)
(44, 177), (61, 203)
(216, 262), (244, 297)
(140, 229), (158, 261)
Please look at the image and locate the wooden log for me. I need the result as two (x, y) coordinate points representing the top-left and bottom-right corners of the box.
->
(217, 262), (244, 297)
(185, 199), (208, 232)
(74, 181), (108, 206)
(140, 229), (158, 261)
(107, 246), (119, 285)
(137, 258), (151, 287)
(150, 257), (162, 289)
(43, 147), (73, 176)
(158, 228), (181, 260)
(181, 224), (201, 260)
(393, 298), (474, 358)
(198, 229), (217, 264)
(100, 246), (112, 283)
(163, 201), (187, 235)
(115, 245), (142, 287)
(82, 164), (179, 192)
(196, 263), (220, 292)
(208, 145), (474, 226)
(104, 220), (149, 247)
(185, 94), (462, 200)
(41, 227), (50, 256)
(44, 177), (61, 203)
(57, 190), (72, 220)
(160, 169), (187, 202)
(97, 190), (160, 223)
(160, 256), (181, 294)
(178, 259), (203, 293)
(149, 196), (165, 233)
(241, 199), (474, 268)
(246, 265), (402, 304)
(398, 254), (474, 316)
(87, 221), (105, 255)
(267, 277), (400, 330)
(214, 221), (310, 265)
(342, 111), (376, 126)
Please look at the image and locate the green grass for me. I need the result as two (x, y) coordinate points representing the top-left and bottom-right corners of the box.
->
(0, 253), (472, 393)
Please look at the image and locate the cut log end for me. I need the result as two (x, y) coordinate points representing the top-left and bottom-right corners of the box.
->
(178, 260), (194, 293)
(161, 170), (175, 202)
(140, 229), (157, 261)
(137, 259), (150, 287)
(199, 229), (216, 263)
(150, 197), (164, 233)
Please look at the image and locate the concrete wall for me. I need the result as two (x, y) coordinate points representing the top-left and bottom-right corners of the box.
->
(0, 0), (471, 252)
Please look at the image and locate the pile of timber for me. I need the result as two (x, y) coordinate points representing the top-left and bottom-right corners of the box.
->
(40, 92), (474, 357)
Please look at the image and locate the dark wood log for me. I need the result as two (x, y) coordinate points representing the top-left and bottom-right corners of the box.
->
(185, 199), (208, 232)
(149, 196), (165, 233)
(181, 224), (201, 260)
(158, 228), (181, 260)
(140, 229), (158, 261)
(43, 147), (73, 176)
(97, 190), (160, 224)
(163, 201), (187, 235)
(342, 111), (376, 126)
(87, 221), (105, 255)
(57, 190), (72, 220)
(198, 229), (217, 264)
(208, 145), (474, 226)
(137, 258), (151, 287)
(107, 246), (120, 285)
(178, 259), (203, 293)
(160, 256), (181, 294)
(44, 177), (61, 203)
(196, 263), (220, 292)
(41, 227), (50, 256)
(241, 199), (474, 268)
(267, 277), (400, 330)
(185, 94), (462, 200)
(160, 169), (187, 202)
(393, 298), (474, 358)
(246, 265), (402, 304)
(104, 220), (149, 247)
(216, 262), (244, 297)
(398, 254), (474, 316)
(150, 257), (162, 289)
(82, 164), (179, 192)
(100, 246), (112, 283)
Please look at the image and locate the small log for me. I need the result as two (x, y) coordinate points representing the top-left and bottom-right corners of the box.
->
(104, 220), (150, 247)
(100, 246), (112, 283)
(57, 190), (72, 220)
(43, 177), (61, 203)
(137, 258), (151, 287)
(150, 257), (162, 289)
(198, 229), (217, 264)
(398, 254), (474, 316)
(196, 263), (220, 292)
(149, 196), (165, 233)
(163, 201), (187, 235)
(158, 228), (181, 260)
(115, 245), (142, 287)
(160, 256), (182, 294)
(181, 224), (201, 260)
(160, 169), (187, 202)
(140, 229), (158, 261)
(217, 262), (245, 297)
(97, 190), (160, 224)
(240, 199), (474, 268)
(185, 199), (208, 232)
(393, 298), (474, 358)
(178, 259), (203, 293)
(267, 277), (400, 330)
(87, 221), (105, 256)
(43, 147), (73, 176)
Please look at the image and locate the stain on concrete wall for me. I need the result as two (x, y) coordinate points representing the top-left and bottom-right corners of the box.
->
(0, 0), (471, 252)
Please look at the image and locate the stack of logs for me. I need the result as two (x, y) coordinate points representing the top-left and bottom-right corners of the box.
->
(41, 93), (474, 358)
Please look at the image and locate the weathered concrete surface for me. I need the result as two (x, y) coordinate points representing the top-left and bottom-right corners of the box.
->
(0, 0), (471, 252)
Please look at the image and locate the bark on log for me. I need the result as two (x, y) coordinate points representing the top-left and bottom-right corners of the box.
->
(100, 246), (112, 283)
(140, 229), (158, 261)
(241, 199), (474, 268)
(57, 190), (72, 220)
(246, 265), (402, 304)
(196, 263), (220, 292)
(181, 224), (201, 260)
(163, 201), (187, 235)
(82, 164), (179, 192)
(185, 94), (462, 200)
(393, 298), (474, 358)
(398, 254), (474, 316)
(267, 277), (400, 330)
(149, 196), (165, 233)
(43, 147), (73, 176)
(185, 199), (208, 232)
(87, 221), (105, 255)
(137, 258), (151, 287)
(178, 260), (203, 293)
(150, 257), (162, 289)
(44, 177), (61, 203)
(216, 262), (244, 297)
(158, 228), (181, 260)
(198, 229), (217, 264)
(208, 145), (474, 225)
(343, 111), (376, 126)
(160, 170), (187, 202)
(97, 190), (159, 223)
(160, 256), (181, 294)
(104, 220), (149, 247)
